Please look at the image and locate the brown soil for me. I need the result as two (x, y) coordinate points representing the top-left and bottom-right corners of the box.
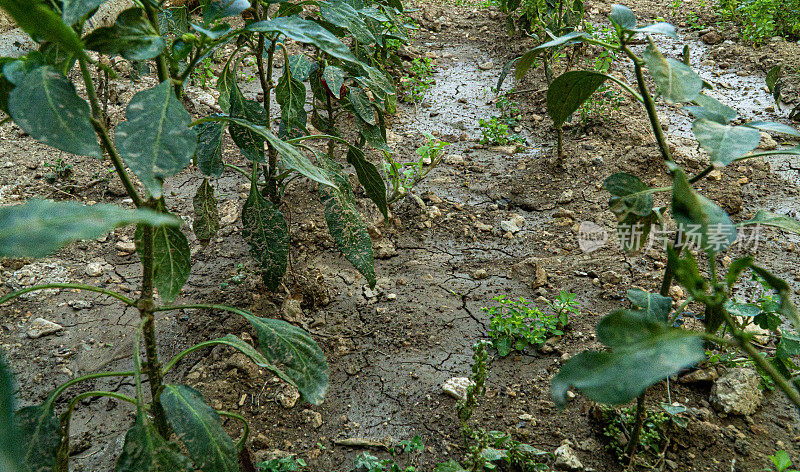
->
(1, 1), (799, 471)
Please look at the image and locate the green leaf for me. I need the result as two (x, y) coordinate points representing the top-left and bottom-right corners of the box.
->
(195, 121), (225, 178)
(217, 61), (234, 112)
(435, 460), (467, 472)
(84, 8), (166, 61)
(203, 0), (251, 24)
(276, 66), (308, 138)
(547, 71), (608, 128)
(609, 4), (636, 30)
(318, 156), (375, 287)
(197, 334), (271, 367)
(766, 65), (782, 94)
(160, 385), (237, 472)
(692, 118), (761, 166)
(604, 173), (655, 222)
(0, 354), (24, 472)
(348, 87), (376, 125)
(320, 0), (376, 45)
(626, 289), (672, 323)
(9, 66), (100, 157)
(204, 116), (336, 187)
(228, 78), (267, 163)
(116, 81), (197, 199)
(777, 332), (800, 359)
(134, 223), (191, 303)
(749, 264), (800, 335)
(190, 23), (232, 40)
(247, 16), (359, 64)
(346, 146), (388, 218)
(633, 22), (677, 38)
(16, 403), (61, 472)
(0, 0), (85, 55)
(242, 186), (289, 291)
(744, 121), (800, 138)
(240, 315), (329, 405)
(738, 210), (800, 234)
(322, 65), (345, 99)
(643, 42), (702, 103)
(287, 54), (316, 82)
(115, 413), (193, 472)
(690, 93), (737, 123)
(62, 0), (106, 25)
(0, 199), (179, 258)
(551, 325), (704, 408)
(192, 179), (220, 242)
(671, 168), (737, 254)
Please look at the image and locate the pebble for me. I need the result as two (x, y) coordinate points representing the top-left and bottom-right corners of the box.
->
(500, 214), (525, 234)
(711, 368), (763, 415)
(471, 268), (489, 280)
(27, 318), (63, 339)
(115, 241), (136, 254)
(554, 443), (584, 470)
(442, 377), (474, 400)
(478, 61), (493, 70)
(84, 261), (104, 277)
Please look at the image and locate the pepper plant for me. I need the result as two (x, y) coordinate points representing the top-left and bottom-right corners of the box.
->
(510, 4), (800, 464)
(0, 1), (338, 470)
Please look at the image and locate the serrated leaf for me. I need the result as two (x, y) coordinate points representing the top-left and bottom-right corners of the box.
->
(240, 315), (329, 405)
(192, 179), (219, 242)
(16, 403), (61, 472)
(276, 66), (307, 138)
(738, 210), (800, 234)
(287, 54), (316, 82)
(626, 289), (672, 323)
(347, 146), (387, 218)
(203, 0), (250, 24)
(348, 87), (375, 125)
(204, 116), (336, 187)
(116, 81), (197, 199)
(322, 65), (345, 99)
(195, 120), (225, 177)
(247, 16), (358, 64)
(551, 320), (704, 407)
(692, 118), (761, 166)
(547, 70), (609, 128)
(242, 186), (289, 291)
(745, 120), (800, 138)
(115, 413), (192, 472)
(0, 199), (179, 258)
(160, 385), (237, 472)
(0, 354), (24, 472)
(229, 78), (267, 163)
(643, 42), (702, 103)
(671, 169), (737, 254)
(609, 4), (636, 30)
(62, 0), (106, 25)
(84, 8), (165, 61)
(0, 0), (84, 55)
(318, 156), (375, 287)
(135, 223), (191, 303)
(320, 0), (376, 45)
(9, 66), (100, 157)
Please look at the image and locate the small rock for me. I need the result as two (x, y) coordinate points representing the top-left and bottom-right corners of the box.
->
(115, 241), (136, 254)
(68, 300), (93, 310)
(442, 377), (474, 400)
(758, 132), (778, 151)
(554, 443), (584, 470)
(710, 368), (763, 415)
(27, 318), (63, 339)
(511, 256), (547, 289)
(492, 145), (519, 155)
(558, 190), (574, 204)
(600, 270), (622, 285)
(276, 384), (301, 409)
(707, 169), (722, 181)
(500, 214), (525, 234)
(478, 61), (494, 70)
(679, 368), (718, 384)
(475, 221), (493, 232)
(302, 409), (323, 429)
(374, 239), (397, 259)
(701, 31), (723, 45)
(471, 268), (489, 280)
(281, 299), (303, 324)
(85, 261), (104, 277)
(518, 413), (534, 421)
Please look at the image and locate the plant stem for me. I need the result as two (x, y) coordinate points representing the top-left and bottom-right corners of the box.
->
(218, 411), (250, 451)
(142, 2), (172, 90)
(0, 283), (135, 307)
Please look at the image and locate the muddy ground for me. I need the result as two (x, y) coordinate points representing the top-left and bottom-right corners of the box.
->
(1, 1), (799, 471)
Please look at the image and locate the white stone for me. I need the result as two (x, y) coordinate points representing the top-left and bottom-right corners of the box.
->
(442, 377), (474, 400)
(27, 318), (63, 339)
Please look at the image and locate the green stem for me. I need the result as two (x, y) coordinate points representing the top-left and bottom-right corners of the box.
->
(0, 283), (135, 307)
(218, 411), (250, 451)
(48, 371), (134, 407)
(225, 162), (252, 178)
(142, 2), (172, 89)
(689, 165), (715, 183)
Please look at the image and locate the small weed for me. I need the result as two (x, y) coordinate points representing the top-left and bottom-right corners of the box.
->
(478, 117), (524, 146)
(484, 292), (577, 357)
(352, 436), (424, 471)
(402, 57), (435, 103)
(599, 406), (676, 466)
(258, 456), (308, 472)
(220, 263), (248, 290)
(383, 133), (450, 203)
(189, 56), (216, 88)
(766, 450), (799, 472)
(43, 158), (73, 183)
